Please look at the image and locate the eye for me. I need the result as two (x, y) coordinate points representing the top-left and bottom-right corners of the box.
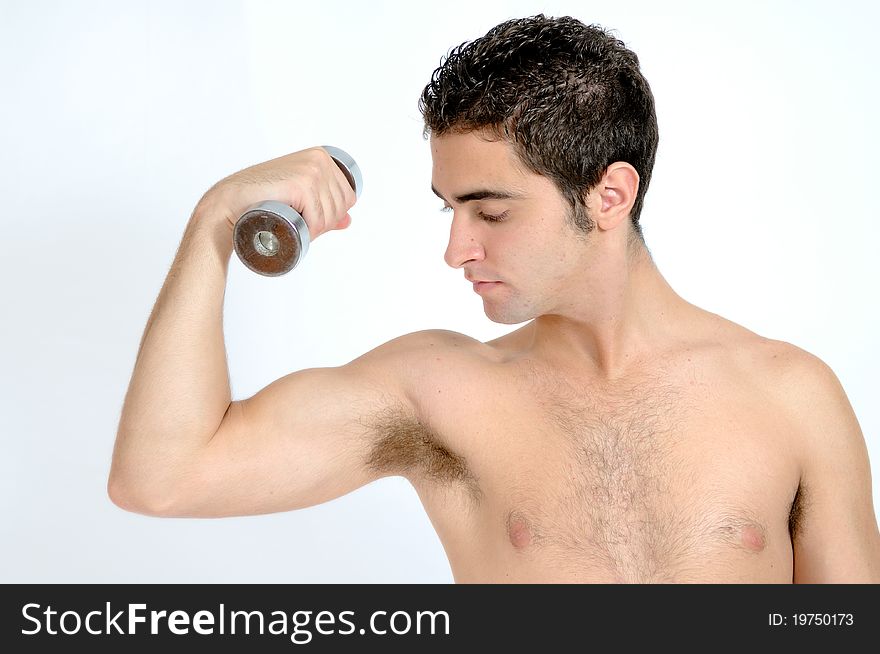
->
(438, 206), (509, 223)
(479, 211), (509, 223)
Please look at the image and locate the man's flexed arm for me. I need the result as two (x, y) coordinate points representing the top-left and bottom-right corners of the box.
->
(109, 147), (357, 512)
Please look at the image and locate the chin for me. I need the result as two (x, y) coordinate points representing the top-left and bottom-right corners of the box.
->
(482, 300), (537, 326)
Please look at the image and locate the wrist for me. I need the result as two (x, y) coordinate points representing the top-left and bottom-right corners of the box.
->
(193, 187), (236, 230)
(188, 194), (236, 260)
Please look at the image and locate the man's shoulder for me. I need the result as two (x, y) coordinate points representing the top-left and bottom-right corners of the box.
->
(727, 333), (852, 442)
(700, 318), (842, 415)
(742, 339), (876, 583)
(361, 328), (489, 358)
(346, 329), (493, 386)
(763, 340), (851, 423)
(714, 330), (857, 491)
(704, 316), (830, 383)
(739, 335), (839, 396)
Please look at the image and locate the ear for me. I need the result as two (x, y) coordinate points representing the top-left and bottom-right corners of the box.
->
(590, 162), (640, 231)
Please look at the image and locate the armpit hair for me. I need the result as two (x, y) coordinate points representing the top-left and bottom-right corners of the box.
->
(788, 481), (808, 542)
(360, 403), (482, 502)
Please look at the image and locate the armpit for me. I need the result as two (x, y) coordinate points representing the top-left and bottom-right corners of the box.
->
(361, 403), (482, 501)
(788, 481), (808, 543)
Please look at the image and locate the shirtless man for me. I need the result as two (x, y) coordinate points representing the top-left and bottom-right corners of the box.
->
(109, 15), (880, 583)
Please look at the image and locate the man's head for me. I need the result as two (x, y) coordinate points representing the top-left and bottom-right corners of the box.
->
(420, 14), (658, 242)
(419, 15), (660, 325)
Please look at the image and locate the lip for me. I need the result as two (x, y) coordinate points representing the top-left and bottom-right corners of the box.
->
(473, 281), (501, 293)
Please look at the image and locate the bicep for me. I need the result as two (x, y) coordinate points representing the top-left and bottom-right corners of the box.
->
(163, 343), (417, 518)
(785, 350), (880, 582)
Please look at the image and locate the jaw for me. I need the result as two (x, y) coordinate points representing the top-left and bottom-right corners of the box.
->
(479, 285), (546, 326)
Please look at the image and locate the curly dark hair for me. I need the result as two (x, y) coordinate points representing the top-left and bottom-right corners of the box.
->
(418, 14), (658, 246)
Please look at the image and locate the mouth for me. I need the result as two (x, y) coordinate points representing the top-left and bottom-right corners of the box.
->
(473, 281), (502, 293)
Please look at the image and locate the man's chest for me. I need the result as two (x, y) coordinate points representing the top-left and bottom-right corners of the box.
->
(397, 349), (802, 581)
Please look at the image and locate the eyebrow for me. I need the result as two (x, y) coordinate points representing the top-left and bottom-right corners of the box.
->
(431, 184), (524, 204)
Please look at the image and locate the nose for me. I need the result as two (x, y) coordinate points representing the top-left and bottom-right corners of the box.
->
(443, 214), (485, 269)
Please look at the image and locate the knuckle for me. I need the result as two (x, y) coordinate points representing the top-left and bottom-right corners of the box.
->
(309, 146), (333, 167)
(305, 160), (322, 179)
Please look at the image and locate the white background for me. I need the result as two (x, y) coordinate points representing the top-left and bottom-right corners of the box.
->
(1, 0), (877, 582)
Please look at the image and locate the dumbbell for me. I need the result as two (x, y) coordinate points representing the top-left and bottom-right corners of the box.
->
(232, 145), (363, 276)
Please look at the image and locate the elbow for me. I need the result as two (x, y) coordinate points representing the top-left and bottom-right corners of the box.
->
(107, 474), (177, 517)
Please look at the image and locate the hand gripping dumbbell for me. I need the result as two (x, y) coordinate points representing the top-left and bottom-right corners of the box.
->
(232, 145), (363, 276)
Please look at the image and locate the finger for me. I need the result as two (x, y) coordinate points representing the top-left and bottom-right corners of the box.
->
(326, 155), (358, 211)
(299, 180), (326, 239)
(316, 186), (340, 237)
(325, 178), (346, 229)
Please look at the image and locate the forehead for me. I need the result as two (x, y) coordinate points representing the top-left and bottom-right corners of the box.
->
(430, 131), (529, 185)
(430, 131), (569, 207)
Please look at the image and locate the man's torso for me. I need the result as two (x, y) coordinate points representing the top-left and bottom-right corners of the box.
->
(366, 314), (804, 583)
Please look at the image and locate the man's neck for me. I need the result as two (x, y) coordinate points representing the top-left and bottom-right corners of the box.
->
(527, 245), (698, 380)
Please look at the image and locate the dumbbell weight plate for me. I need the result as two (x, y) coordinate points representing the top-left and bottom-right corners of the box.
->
(232, 200), (309, 276)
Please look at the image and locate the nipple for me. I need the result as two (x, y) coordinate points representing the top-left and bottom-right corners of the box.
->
(506, 511), (532, 549)
(740, 523), (766, 552)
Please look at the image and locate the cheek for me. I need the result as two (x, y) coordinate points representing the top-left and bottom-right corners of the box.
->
(495, 219), (569, 280)
(539, 244), (581, 290)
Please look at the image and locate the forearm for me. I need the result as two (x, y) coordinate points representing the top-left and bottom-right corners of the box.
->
(110, 196), (235, 506)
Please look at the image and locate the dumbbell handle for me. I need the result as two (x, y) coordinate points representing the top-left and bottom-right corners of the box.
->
(232, 146), (362, 276)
